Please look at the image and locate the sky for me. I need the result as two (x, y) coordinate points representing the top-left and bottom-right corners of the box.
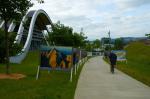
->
(30, 0), (150, 40)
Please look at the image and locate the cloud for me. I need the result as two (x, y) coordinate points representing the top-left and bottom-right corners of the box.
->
(30, 0), (150, 40)
(114, 0), (150, 9)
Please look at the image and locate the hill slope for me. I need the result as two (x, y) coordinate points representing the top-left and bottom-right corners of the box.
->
(117, 41), (150, 86)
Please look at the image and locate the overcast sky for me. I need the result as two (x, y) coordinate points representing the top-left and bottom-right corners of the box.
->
(30, 0), (150, 40)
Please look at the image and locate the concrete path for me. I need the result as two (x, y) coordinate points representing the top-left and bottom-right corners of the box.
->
(75, 56), (150, 99)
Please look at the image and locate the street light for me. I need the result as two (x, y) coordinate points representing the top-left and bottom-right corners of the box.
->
(108, 30), (111, 50)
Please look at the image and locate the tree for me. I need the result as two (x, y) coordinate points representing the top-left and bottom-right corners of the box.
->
(0, 29), (22, 63)
(48, 21), (74, 46)
(84, 39), (101, 52)
(114, 38), (124, 50)
(145, 33), (150, 39)
(84, 40), (93, 51)
(0, 0), (33, 74)
(73, 32), (87, 48)
(93, 39), (101, 48)
(48, 21), (87, 47)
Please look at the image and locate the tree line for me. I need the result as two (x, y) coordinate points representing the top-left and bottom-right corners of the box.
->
(47, 21), (87, 48)
(46, 22), (103, 52)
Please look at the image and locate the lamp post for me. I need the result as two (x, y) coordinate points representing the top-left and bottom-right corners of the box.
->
(108, 30), (111, 50)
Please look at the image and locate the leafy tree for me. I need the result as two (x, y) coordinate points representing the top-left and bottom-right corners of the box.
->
(48, 21), (74, 46)
(93, 39), (101, 48)
(114, 38), (124, 50)
(0, 29), (5, 63)
(0, 29), (22, 63)
(0, 0), (44, 74)
(48, 21), (87, 47)
(84, 40), (93, 51)
(84, 39), (101, 51)
(0, 0), (33, 74)
(73, 32), (87, 48)
(145, 33), (150, 39)
(105, 45), (110, 51)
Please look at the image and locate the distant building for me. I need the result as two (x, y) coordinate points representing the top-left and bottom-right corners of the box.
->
(101, 37), (114, 49)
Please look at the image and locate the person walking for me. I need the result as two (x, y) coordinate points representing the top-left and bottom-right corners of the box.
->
(109, 52), (117, 74)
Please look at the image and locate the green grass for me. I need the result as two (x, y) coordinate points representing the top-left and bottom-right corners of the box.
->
(0, 51), (86, 99)
(104, 41), (150, 86)
(116, 42), (150, 86)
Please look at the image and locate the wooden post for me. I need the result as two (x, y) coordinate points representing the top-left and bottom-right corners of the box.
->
(74, 64), (77, 75)
(36, 66), (40, 80)
(77, 62), (79, 71)
(70, 68), (73, 82)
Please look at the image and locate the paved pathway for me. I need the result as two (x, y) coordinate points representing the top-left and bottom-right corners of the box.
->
(75, 56), (150, 99)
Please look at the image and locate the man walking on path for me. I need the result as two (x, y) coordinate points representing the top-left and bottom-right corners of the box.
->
(75, 56), (150, 99)
(109, 52), (117, 74)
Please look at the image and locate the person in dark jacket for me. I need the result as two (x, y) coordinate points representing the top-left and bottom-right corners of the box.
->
(109, 52), (117, 74)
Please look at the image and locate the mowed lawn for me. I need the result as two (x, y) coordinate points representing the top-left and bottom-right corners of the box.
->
(0, 51), (85, 99)
(116, 41), (150, 86)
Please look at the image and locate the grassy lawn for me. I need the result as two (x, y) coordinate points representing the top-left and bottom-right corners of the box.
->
(0, 51), (86, 99)
(104, 41), (150, 86)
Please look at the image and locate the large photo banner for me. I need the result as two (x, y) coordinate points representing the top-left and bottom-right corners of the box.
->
(40, 46), (73, 70)
(72, 48), (87, 63)
(73, 48), (80, 65)
(81, 50), (87, 59)
(112, 50), (127, 61)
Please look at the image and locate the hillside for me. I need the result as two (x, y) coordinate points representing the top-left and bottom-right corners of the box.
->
(117, 41), (150, 86)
